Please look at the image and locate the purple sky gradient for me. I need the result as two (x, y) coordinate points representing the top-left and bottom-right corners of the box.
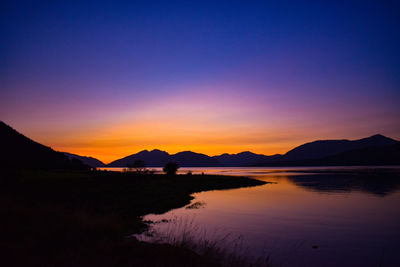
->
(1, 1), (399, 162)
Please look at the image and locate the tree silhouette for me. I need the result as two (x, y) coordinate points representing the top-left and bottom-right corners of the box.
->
(127, 159), (146, 174)
(163, 162), (179, 175)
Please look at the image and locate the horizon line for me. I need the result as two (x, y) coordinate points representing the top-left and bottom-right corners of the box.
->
(63, 133), (397, 164)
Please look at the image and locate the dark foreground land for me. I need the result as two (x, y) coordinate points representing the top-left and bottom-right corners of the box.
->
(1, 170), (265, 267)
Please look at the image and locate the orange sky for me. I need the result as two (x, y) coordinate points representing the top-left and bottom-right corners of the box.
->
(1, 1), (400, 164)
(5, 90), (399, 164)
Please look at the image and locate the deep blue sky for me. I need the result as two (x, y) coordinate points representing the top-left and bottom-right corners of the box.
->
(1, 1), (399, 161)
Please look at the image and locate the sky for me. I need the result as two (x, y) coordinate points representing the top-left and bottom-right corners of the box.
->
(1, 0), (399, 163)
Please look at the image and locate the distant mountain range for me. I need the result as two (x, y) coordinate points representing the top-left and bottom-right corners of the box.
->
(1, 120), (399, 168)
(0, 121), (88, 169)
(107, 134), (399, 167)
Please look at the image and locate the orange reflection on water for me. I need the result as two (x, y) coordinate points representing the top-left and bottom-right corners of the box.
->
(141, 168), (400, 266)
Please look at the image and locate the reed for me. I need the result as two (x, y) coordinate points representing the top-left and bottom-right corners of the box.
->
(137, 216), (276, 267)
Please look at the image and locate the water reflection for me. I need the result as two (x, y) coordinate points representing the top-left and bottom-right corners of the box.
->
(138, 167), (400, 267)
(287, 173), (400, 196)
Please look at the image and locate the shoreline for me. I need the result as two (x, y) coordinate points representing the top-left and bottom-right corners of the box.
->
(2, 169), (266, 266)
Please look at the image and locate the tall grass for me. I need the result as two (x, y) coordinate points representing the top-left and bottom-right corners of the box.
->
(135, 216), (276, 267)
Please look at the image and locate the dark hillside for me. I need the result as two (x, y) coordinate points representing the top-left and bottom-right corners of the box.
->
(0, 121), (87, 170)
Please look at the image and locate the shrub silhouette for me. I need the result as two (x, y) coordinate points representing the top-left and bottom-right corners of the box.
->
(163, 162), (179, 175)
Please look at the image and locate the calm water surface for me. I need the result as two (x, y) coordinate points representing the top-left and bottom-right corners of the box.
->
(132, 167), (400, 266)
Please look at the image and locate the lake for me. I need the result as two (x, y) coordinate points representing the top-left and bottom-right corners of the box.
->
(122, 166), (400, 266)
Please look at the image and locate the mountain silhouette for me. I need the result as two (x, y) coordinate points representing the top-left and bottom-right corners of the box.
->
(172, 151), (220, 167)
(3, 119), (398, 168)
(281, 134), (398, 161)
(108, 149), (170, 167)
(108, 149), (219, 167)
(259, 136), (400, 166)
(63, 152), (105, 167)
(317, 142), (400, 166)
(0, 121), (88, 169)
(108, 134), (399, 167)
(214, 151), (281, 166)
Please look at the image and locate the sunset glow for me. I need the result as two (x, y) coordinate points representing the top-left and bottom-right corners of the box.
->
(1, 1), (399, 163)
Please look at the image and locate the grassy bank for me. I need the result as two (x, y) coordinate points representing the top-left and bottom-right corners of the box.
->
(1, 169), (266, 266)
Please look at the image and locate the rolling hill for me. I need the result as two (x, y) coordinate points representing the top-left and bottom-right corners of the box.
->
(0, 121), (88, 169)
(63, 152), (106, 167)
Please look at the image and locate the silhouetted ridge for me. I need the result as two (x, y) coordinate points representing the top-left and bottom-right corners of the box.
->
(108, 150), (219, 167)
(63, 152), (105, 167)
(213, 151), (281, 166)
(319, 143), (400, 166)
(0, 121), (89, 169)
(172, 151), (220, 167)
(108, 149), (170, 167)
(104, 134), (399, 167)
(282, 134), (398, 161)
